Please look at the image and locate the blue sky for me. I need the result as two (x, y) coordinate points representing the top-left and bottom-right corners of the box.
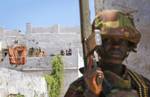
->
(0, 0), (95, 32)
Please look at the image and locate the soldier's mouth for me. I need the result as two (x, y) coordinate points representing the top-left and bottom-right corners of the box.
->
(109, 51), (123, 58)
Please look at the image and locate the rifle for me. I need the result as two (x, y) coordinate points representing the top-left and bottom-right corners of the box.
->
(86, 30), (113, 95)
(85, 29), (102, 70)
(79, 0), (101, 69)
(79, 1), (112, 94)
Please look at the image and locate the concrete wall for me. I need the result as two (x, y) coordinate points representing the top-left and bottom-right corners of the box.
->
(0, 25), (83, 96)
(0, 68), (48, 97)
(94, 0), (150, 79)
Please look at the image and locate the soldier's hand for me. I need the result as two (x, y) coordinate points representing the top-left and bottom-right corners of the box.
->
(84, 67), (104, 96)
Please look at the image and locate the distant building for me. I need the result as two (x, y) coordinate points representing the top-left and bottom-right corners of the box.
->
(0, 24), (83, 96)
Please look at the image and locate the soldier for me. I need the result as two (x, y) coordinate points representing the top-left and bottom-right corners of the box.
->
(64, 10), (150, 97)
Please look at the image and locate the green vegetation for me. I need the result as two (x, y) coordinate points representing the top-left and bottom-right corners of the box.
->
(7, 93), (25, 97)
(16, 93), (25, 97)
(45, 55), (64, 97)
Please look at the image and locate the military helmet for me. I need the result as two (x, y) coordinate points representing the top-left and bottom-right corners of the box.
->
(92, 10), (141, 46)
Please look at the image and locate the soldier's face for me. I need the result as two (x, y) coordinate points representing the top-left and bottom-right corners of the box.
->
(101, 38), (129, 65)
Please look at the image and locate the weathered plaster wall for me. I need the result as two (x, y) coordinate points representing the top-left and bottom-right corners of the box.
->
(95, 0), (150, 79)
(0, 68), (48, 97)
(0, 25), (82, 96)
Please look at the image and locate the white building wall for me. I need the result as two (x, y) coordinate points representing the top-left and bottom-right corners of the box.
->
(0, 25), (83, 96)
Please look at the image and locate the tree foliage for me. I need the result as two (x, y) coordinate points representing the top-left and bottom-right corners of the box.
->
(45, 55), (64, 97)
(7, 93), (25, 97)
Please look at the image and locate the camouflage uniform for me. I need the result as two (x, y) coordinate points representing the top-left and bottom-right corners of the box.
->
(64, 10), (150, 97)
(64, 66), (150, 97)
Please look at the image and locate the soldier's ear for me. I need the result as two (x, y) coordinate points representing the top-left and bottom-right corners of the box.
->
(127, 46), (137, 53)
(127, 41), (137, 52)
(131, 48), (137, 53)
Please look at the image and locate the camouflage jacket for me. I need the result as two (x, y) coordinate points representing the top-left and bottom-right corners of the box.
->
(64, 67), (150, 97)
